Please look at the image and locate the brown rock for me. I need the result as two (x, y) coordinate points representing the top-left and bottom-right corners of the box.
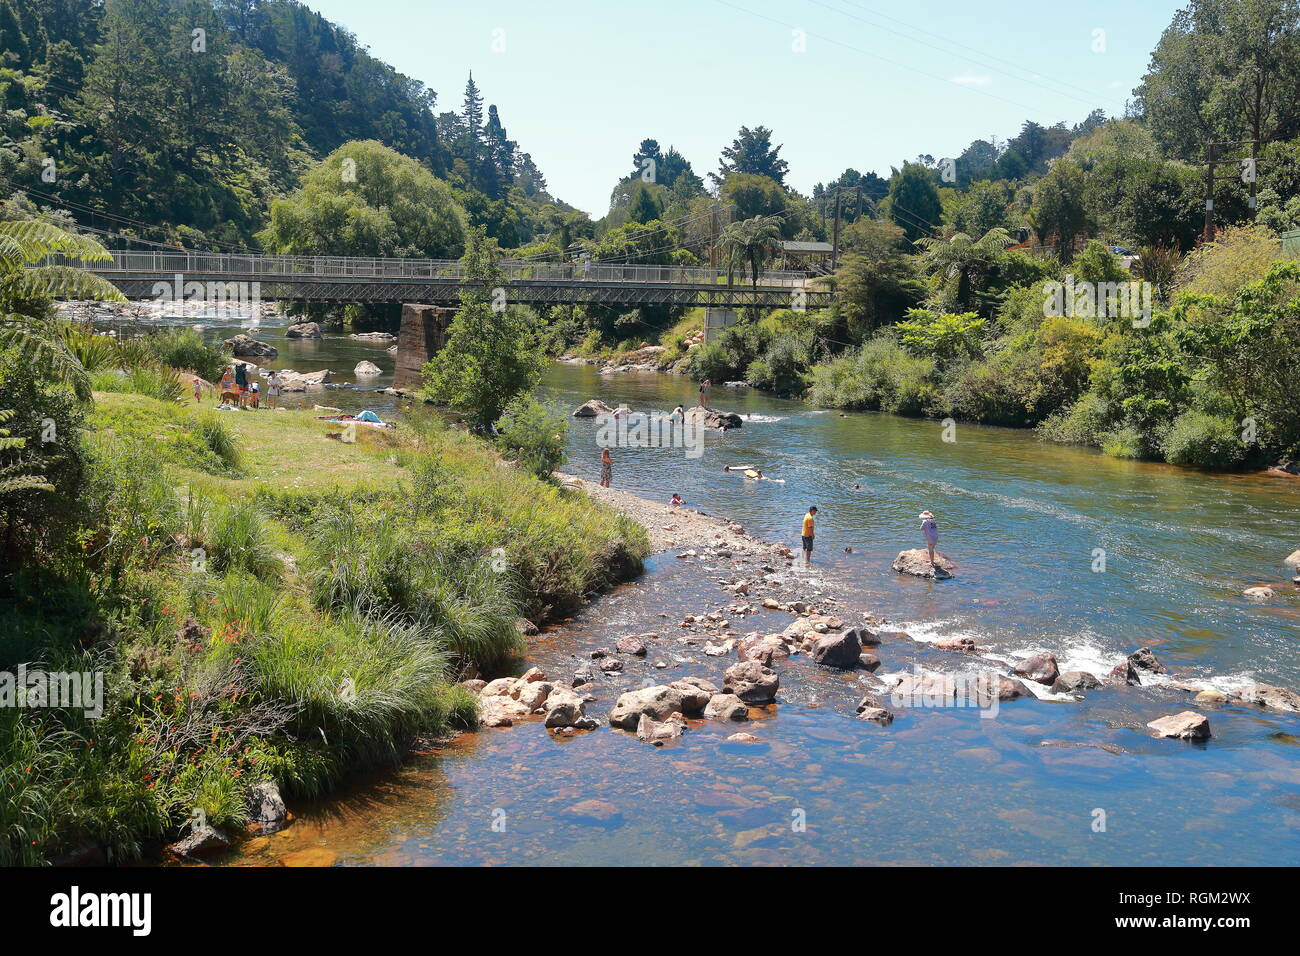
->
(1147, 711), (1212, 740)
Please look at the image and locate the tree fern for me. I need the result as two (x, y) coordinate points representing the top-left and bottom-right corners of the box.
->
(0, 409), (53, 497)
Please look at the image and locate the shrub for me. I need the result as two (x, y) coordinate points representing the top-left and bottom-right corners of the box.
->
(206, 500), (281, 579)
(1160, 410), (1247, 468)
(1100, 425), (1146, 459)
(144, 328), (228, 381)
(495, 395), (568, 477)
(1038, 391), (1110, 447)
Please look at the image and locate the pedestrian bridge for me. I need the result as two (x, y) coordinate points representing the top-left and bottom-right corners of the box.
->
(82, 250), (832, 309)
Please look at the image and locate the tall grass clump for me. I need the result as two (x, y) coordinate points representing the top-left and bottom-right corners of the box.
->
(206, 500), (281, 579)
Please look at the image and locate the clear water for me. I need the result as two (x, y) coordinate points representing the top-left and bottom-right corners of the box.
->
(158, 316), (1300, 866)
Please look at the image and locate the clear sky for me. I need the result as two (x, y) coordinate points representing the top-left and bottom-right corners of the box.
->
(303, 0), (1187, 216)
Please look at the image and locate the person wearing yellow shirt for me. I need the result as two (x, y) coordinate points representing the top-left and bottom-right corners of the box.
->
(801, 506), (817, 564)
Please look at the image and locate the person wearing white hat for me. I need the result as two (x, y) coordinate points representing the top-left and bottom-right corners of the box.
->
(919, 510), (939, 566)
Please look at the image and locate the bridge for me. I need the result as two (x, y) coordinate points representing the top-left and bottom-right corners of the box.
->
(81, 250), (832, 309)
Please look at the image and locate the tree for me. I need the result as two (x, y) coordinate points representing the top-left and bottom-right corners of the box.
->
(914, 228), (1014, 314)
(834, 218), (925, 341)
(1136, 0), (1300, 161)
(422, 227), (545, 431)
(626, 181), (663, 225)
(260, 140), (467, 258)
(885, 162), (942, 243)
(719, 214), (784, 290)
(1031, 159), (1090, 259)
(720, 172), (790, 228)
(712, 125), (789, 186)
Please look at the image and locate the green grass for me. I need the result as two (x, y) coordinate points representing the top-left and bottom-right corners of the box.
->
(1, 390), (647, 864)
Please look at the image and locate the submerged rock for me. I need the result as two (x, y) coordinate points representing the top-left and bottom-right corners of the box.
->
(636, 712), (686, 742)
(892, 549), (954, 579)
(1233, 683), (1300, 713)
(1147, 711), (1212, 740)
(1243, 586), (1274, 600)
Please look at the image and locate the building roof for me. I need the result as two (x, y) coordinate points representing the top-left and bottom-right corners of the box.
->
(780, 241), (834, 254)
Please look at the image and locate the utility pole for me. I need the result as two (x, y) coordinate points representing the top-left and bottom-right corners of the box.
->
(1204, 142), (1216, 243)
(709, 202), (719, 270)
(830, 186), (842, 273)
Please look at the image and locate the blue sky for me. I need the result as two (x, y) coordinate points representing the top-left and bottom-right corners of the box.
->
(304, 0), (1187, 216)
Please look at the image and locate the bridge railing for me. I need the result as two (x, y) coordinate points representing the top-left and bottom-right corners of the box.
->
(76, 250), (809, 289)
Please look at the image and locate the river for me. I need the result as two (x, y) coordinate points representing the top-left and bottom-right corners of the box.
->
(145, 311), (1300, 866)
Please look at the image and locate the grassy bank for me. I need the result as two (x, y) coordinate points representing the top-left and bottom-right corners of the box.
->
(0, 393), (648, 865)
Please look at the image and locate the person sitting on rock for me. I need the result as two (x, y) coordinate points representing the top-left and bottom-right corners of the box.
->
(919, 510), (939, 565)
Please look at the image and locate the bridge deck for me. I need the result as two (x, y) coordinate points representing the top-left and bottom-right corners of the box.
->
(75, 251), (832, 308)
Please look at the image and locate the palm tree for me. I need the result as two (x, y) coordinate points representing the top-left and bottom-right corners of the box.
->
(719, 214), (785, 291)
(0, 218), (127, 402)
(914, 227), (1014, 313)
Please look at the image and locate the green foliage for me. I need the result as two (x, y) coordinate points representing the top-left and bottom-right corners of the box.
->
(421, 227), (545, 430)
(833, 219), (926, 340)
(496, 395), (568, 477)
(810, 333), (939, 415)
(142, 328), (228, 381)
(1160, 410), (1248, 468)
(886, 162), (943, 243)
(895, 309), (986, 366)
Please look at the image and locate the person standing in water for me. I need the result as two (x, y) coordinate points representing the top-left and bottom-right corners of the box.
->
(600, 447), (613, 488)
(698, 379), (711, 408)
(801, 506), (817, 564)
(919, 510), (939, 565)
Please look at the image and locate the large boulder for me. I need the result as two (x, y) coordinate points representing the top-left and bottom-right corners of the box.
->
(168, 824), (231, 860)
(971, 673), (1037, 704)
(277, 369), (332, 392)
(284, 322), (322, 339)
(684, 405), (742, 430)
(704, 693), (749, 721)
(722, 661), (779, 703)
(247, 780), (287, 830)
(608, 685), (685, 729)
(615, 635), (648, 657)
(542, 686), (594, 729)
(669, 678), (715, 713)
(737, 633), (789, 665)
(354, 360), (382, 376)
(225, 333), (277, 358)
(572, 399), (613, 418)
(892, 549), (954, 580)
(888, 671), (958, 707)
(1147, 711), (1212, 740)
(1011, 652), (1059, 686)
(811, 630), (862, 669)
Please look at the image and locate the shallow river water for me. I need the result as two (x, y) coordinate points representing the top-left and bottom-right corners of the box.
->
(166, 314), (1300, 866)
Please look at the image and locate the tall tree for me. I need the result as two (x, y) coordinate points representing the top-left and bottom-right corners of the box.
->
(885, 162), (942, 243)
(712, 125), (789, 186)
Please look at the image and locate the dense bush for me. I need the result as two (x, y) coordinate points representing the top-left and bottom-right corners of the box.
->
(496, 395), (568, 477)
(1160, 410), (1248, 468)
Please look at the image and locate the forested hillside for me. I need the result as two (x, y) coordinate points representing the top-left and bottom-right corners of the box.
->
(0, 0), (574, 248)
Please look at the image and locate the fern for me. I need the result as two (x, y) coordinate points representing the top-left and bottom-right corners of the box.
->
(0, 410), (53, 497)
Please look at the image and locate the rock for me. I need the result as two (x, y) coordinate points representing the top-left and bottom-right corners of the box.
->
(856, 707), (894, 724)
(457, 678), (487, 693)
(519, 667), (546, 682)
(516, 680), (552, 711)
(349, 331), (396, 342)
(566, 799), (623, 826)
(811, 630), (862, 669)
(934, 637), (977, 652)
(354, 360), (382, 376)
(1053, 671), (1102, 693)
(284, 322), (322, 339)
(224, 333), (277, 358)
(479, 694), (529, 727)
(859, 653), (881, 672)
(726, 732), (760, 743)
(1285, 549), (1300, 569)
(480, 677), (518, 697)
(1011, 652), (1060, 686)
(892, 549), (954, 579)
(280, 847), (338, 867)
(1243, 586), (1274, 600)
(684, 405), (742, 430)
(515, 617), (539, 636)
(276, 369), (332, 391)
(736, 633), (788, 665)
(1127, 647), (1166, 674)
(761, 598), (783, 610)
(608, 685), (685, 729)
(1195, 689), (1229, 704)
(982, 674), (1037, 702)
(636, 712), (686, 742)
(704, 693), (749, 721)
(1233, 683), (1300, 712)
(856, 628), (882, 647)
(597, 656), (624, 673)
(248, 780), (287, 830)
(168, 824), (230, 860)
(572, 399), (613, 418)
(542, 687), (586, 728)
(616, 635), (647, 656)
(572, 662), (601, 686)
(670, 678), (716, 713)
(1108, 660), (1141, 686)
(1147, 711), (1212, 740)
(722, 661), (779, 704)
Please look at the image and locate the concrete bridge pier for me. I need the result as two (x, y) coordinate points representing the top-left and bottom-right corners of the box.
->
(393, 303), (456, 389)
